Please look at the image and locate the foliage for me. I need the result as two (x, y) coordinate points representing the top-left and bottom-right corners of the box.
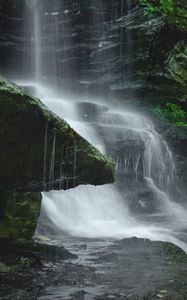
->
(138, 0), (187, 31)
(0, 262), (9, 273)
(152, 102), (187, 126)
(139, 0), (174, 16)
(18, 257), (31, 269)
(0, 192), (41, 239)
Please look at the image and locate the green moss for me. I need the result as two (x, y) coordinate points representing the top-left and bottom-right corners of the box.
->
(152, 102), (187, 127)
(18, 257), (32, 269)
(0, 75), (115, 240)
(138, 0), (187, 32)
(139, 0), (174, 18)
(163, 243), (187, 264)
(166, 41), (187, 87)
(0, 222), (18, 239)
(0, 75), (115, 194)
(0, 262), (9, 273)
(0, 192), (41, 239)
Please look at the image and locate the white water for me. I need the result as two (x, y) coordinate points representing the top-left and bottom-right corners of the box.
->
(34, 86), (187, 252)
(22, 0), (187, 252)
(40, 184), (187, 248)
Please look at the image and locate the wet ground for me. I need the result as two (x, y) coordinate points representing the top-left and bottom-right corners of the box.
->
(0, 237), (187, 299)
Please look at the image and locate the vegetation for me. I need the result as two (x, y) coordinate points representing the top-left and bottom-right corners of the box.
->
(0, 262), (9, 273)
(0, 192), (41, 239)
(0, 76), (115, 197)
(138, 0), (187, 31)
(152, 102), (187, 127)
(18, 257), (31, 269)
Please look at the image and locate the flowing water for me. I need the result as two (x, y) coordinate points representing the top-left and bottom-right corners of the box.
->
(1, 0), (186, 298)
(21, 0), (187, 253)
(34, 90), (187, 252)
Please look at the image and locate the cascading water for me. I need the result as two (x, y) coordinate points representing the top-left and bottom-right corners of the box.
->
(19, 0), (187, 252)
(37, 104), (187, 251)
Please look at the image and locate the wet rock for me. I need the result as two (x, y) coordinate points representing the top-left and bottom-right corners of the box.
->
(0, 76), (115, 194)
(0, 0), (186, 105)
(0, 75), (115, 238)
(76, 101), (108, 122)
(0, 238), (187, 300)
(7, 238), (77, 260)
(0, 192), (41, 239)
(166, 40), (187, 88)
(0, 238), (77, 300)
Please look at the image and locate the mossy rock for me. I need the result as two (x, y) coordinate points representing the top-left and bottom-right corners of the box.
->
(0, 75), (115, 238)
(163, 242), (187, 264)
(0, 75), (115, 193)
(0, 192), (41, 239)
(7, 238), (77, 260)
(166, 41), (187, 88)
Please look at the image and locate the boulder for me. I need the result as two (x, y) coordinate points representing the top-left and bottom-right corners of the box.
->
(0, 76), (115, 194)
(0, 76), (115, 238)
(166, 40), (187, 88)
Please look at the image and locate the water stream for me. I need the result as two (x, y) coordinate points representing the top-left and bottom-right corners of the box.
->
(34, 89), (187, 253)
(0, 1), (185, 298)
(15, 0), (187, 253)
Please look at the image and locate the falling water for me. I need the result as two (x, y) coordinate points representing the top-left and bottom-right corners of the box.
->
(20, 0), (187, 252)
(120, 0), (124, 59)
(37, 101), (187, 252)
(25, 0), (41, 81)
(48, 132), (56, 190)
(43, 122), (48, 190)
(33, 4), (41, 82)
(73, 141), (77, 188)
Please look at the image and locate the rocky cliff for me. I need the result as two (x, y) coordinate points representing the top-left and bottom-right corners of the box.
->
(0, 0), (186, 105)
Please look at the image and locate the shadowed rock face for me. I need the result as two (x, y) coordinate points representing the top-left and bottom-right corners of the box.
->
(0, 76), (115, 194)
(0, 0), (186, 103)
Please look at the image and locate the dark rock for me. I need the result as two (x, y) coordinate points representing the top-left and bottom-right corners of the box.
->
(166, 40), (187, 89)
(0, 192), (41, 239)
(0, 0), (186, 105)
(0, 76), (115, 238)
(0, 237), (187, 299)
(8, 238), (77, 260)
(76, 101), (108, 122)
(0, 76), (115, 195)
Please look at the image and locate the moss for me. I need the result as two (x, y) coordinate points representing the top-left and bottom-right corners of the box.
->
(163, 243), (187, 264)
(152, 103), (187, 127)
(138, 0), (187, 32)
(166, 41), (187, 87)
(0, 75), (115, 239)
(0, 262), (9, 273)
(5, 238), (77, 260)
(0, 192), (41, 239)
(0, 75), (115, 195)
(0, 222), (18, 239)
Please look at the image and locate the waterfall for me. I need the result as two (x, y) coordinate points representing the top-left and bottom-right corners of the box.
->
(37, 102), (187, 252)
(43, 122), (48, 190)
(18, 0), (187, 252)
(73, 141), (77, 188)
(33, 5), (41, 82)
(48, 132), (56, 190)
(25, 0), (41, 81)
(24, 0), (71, 86)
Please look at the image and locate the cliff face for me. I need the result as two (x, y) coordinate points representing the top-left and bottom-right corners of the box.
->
(0, 0), (186, 105)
